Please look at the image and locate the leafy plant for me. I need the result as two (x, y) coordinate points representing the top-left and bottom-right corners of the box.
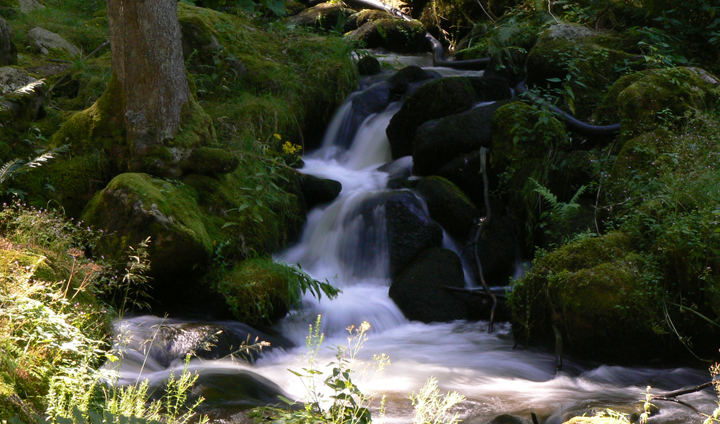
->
(251, 316), (387, 424)
(0, 147), (65, 199)
(410, 377), (465, 424)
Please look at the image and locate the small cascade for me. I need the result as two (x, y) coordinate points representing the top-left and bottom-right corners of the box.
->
(108, 63), (716, 423)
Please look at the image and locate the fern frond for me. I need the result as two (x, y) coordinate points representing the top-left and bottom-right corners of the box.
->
(0, 159), (24, 185)
(530, 177), (558, 207)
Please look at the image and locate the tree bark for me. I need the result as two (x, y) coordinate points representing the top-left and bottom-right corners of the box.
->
(107, 0), (190, 155)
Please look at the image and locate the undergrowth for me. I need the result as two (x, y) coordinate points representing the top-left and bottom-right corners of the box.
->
(0, 205), (206, 423)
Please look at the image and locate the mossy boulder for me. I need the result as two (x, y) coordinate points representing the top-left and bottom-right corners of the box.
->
(180, 146), (239, 176)
(387, 77), (479, 158)
(415, 176), (480, 239)
(347, 18), (427, 53)
(413, 100), (504, 175)
(389, 247), (469, 322)
(509, 232), (667, 361)
(217, 257), (301, 325)
(456, 14), (543, 60)
(526, 24), (640, 118)
(82, 173), (213, 283)
(288, 2), (355, 31)
(490, 101), (568, 233)
(343, 9), (390, 31)
(595, 67), (719, 137)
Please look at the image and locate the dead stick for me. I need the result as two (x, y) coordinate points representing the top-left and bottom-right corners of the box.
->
(654, 381), (714, 399)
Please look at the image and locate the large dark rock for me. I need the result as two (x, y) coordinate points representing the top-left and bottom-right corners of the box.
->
(436, 150), (483, 204)
(299, 173), (342, 208)
(0, 17), (16, 66)
(192, 369), (286, 416)
(389, 247), (468, 322)
(385, 190), (443, 276)
(476, 214), (518, 285)
(413, 101), (504, 175)
(415, 176), (480, 240)
(347, 18), (427, 53)
(181, 147), (239, 176)
(357, 55), (381, 75)
(387, 77), (479, 159)
(0, 69), (46, 124)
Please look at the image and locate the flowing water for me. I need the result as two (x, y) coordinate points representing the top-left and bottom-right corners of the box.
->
(108, 63), (716, 423)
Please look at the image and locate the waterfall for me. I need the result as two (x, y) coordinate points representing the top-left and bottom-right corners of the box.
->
(107, 64), (715, 424)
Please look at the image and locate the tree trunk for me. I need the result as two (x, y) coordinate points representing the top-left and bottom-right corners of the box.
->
(107, 0), (190, 155)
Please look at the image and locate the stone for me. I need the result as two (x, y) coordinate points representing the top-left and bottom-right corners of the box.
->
(387, 77), (479, 159)
(385, 190), (443, 276)
(596, 67), (719, 137)
(357, 55), (381, 75)
(347, 18), (427, 53)
(82, 173), (213, 284)
(389, 247), (469, 322)
(180, 146), (239, 176)
(0, 74), (45, 123)
(0, 66), (37, 95)
(415, 176), (480, 240)
(0, 17), (16, 66)
(18, 0), (44, 13)
(288, 2), (355, 30)
(413, 101), (504, 175)
(27, 27), (80, 56)
(299, 173), (342, 209)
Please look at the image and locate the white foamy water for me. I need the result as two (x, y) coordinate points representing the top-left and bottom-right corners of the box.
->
(108, 67), (716, 423)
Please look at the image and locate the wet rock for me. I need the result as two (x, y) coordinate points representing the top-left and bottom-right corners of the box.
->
(415, 176), (480, 240)
(464, 414), (528, 424)
(387, 77), (479, 159)
(385, 190), (443, 276)
(389, 247), (468, 322)
(333, 80), (394, 148)
(357, 55), (381, 75)
(192, 369), (286, 416)
(413, 101), (504, 175)
(476, 213), (518, 285)
(0, 17), (16, 66)
(27, 27), (81, 56)
(347, 18), (427, 53)
(436, 150), (482, 203)
(299, 173), (342, 208)
(289, 2), (355, 30)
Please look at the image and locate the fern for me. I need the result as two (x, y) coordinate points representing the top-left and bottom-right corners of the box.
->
(531, 177), (588, 224)
(0, 146), (67, 195)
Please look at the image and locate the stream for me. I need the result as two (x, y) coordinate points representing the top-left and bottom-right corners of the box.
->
(107, 57), (716, 423)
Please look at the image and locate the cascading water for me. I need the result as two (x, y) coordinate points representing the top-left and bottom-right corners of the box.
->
(107, 63), (716, 423)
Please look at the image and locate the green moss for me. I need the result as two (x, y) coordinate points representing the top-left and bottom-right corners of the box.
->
(82, 173), (213, 279)
(456, 14), (543, 59)
(347, 18), (427, 53)
(526, 32), (640, 118)
(490, 101), (568, 237)
(597, 67), (719, 137)
(178, 3), (357, 146)
(509, 231), (665, 360)
(217, 257), (297, 325)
